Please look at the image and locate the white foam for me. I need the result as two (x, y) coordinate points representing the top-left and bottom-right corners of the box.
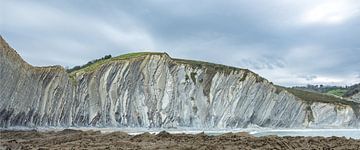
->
(2, 127), (360, 139)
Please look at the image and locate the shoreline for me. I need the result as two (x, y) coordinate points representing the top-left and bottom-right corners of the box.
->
(2, 127), (360, 138)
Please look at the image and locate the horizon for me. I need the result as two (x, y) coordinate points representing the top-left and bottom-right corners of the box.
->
(1, 0), (359, 86)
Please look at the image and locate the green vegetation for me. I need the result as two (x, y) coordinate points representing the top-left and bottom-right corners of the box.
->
(306, 105), (315, 122)
(275, 87), (283, 94)
(185, 74), (190, 81)
(192, 106), (198, 113)
(113, 52), (165, 60)
(65, 52), (267, 86)
(66, 51), (268, 86)
(278, 86), (360, 116)
(69, 74), (77, 85)
(285, 87), (348, 104)
(67, 55), (112, 73)
(293, 84), (360, 98)
(174, 58), (265, 83)
(190, 72), (197, 84)
(326, 89), (348, 97)
(255, 75), (265, 83)
(293, 85), (348, 97)
(173, 58), (243, 74)
(68, 52), (166, 75)
(239, 71), (248, 82)
(343, 83), (360, 97)
(199, 78), (203, 83)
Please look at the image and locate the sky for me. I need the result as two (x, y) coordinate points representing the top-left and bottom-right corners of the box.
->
(1, 0), (360, 86)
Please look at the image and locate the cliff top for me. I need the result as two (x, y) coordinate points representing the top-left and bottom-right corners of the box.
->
(343, 83), (360, 98)
(0, 36), (66, 72)
(68, 52), (168, 75)
(276, 86), (360, 115)
(68, 51), (266, 82)
(0, 36), (30, 67)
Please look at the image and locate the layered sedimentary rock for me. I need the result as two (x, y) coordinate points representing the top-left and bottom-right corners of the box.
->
(0, 37), (74, 127)
(344, 84), (360, 102)
(350, 93), (360, 102)
(0, 36), (359, 128)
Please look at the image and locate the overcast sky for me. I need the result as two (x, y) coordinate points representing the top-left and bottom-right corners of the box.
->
(1, 0), (360, 86)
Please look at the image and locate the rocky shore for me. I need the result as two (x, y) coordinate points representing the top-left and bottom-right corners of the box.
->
(1, 129), (360, 149)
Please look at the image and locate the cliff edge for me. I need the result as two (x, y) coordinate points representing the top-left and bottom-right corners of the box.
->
(0, 36), (359, 128)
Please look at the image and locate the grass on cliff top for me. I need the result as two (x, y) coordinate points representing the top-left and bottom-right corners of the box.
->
(326, 89), (348, 97)
(277, 86), (359, 115)
(173, 58), (240, 70)
(173, 58), (266, 82)
(68, 51), (266, 84)
(69, 52), (166, 75)
(173, 58), (240, 71)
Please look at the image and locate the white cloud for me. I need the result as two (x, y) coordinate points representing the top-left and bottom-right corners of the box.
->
(0, 1), (156, 66)
(97, 23), (156, 51)
(257, 67), (360, 86)
(299, 0), (360, 25)
(1, 0), (359, 86)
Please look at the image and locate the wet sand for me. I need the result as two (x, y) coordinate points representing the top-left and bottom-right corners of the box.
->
(1, 129), (360, 149)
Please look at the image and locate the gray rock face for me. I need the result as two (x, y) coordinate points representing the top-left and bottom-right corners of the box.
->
(350, 93), (360, 103)
(0, 36), (359, 128)
(0, 37), (73, 127)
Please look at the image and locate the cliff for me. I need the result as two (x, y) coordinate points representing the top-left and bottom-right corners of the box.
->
(349, 93), (360, 103)
(344, 84), (360, 102)
(0, 36), (74, 127)
(0, 36), (359, 128)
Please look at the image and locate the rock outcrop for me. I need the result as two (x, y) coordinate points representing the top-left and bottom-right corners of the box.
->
(0, 37), (74, 127)
(348, 93), (360, 103)
(0, 36), (359, 128)
(344, 84), (360, 102)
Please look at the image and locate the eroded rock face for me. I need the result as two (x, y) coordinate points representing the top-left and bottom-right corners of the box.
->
(0, 37), (73, 127)
(70, 54), (307, 128)
(309, 103), (357, 127)
(350, 93), (360, 102)
(0, 36), (359, 128)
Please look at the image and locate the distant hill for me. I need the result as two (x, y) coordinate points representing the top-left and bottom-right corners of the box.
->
(292, 85), (349, 97)
(343, 83), (360, 97)
(292, 83), (360, 98)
